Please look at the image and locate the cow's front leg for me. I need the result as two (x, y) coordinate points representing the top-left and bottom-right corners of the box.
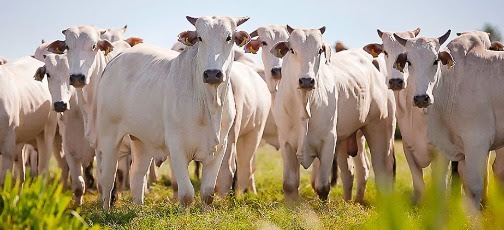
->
(168, 142), (193, 208)
(281, 142), (300, 203)
(201, 139), (228, 205)
(315, 133), (337, 200)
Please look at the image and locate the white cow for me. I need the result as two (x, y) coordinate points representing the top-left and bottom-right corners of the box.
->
(41, 37), (142, 204)
(46, 26), (142, 197)
(271, 26), (396, 201)
(393, 31), (504, 207)
(35, 54), (94, 205)
(245, 25), (371, 202)
(0, 57), (58, 184)
(363, 28), (450, 201)
(93, 16), (250, 209)
(170, 44), (271, 195)
(100, 25), (128, 42)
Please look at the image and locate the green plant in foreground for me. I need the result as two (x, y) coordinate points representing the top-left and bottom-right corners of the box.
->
(0, 172), (99, 229)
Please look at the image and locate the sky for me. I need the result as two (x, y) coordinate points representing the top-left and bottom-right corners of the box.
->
(1, 0), (503, 61)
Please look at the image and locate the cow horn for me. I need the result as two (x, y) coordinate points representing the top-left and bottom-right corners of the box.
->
(394, 33), (408, 47)
(377, 29), (384, 38)
(319, 26), (326, 35)
(234, 16), (250, 27)
(438, 30), (451, 46)
(286, 25), (294, 34)
(186, 16), (198, 26)
(413, 27), (421, 37)
(250, 30), (258, 38)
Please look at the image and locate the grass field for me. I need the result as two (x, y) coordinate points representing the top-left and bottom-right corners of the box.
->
(73, 141), (504, 229)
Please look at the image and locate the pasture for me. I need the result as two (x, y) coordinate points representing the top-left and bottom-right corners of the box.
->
(66, 141), (502, 229)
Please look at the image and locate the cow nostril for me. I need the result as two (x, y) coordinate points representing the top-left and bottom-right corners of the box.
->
(53, 101), (68, 112)
(310, 79), (315, 85)
(80, 75), (85, 82)
(298, 79), (303, 86)
(216, 71), (223, 79)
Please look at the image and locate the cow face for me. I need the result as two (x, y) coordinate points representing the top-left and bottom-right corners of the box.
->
(271, 26), (331, 91)
(100, 25), (127, 42)
(394, 30), (454, 108)
(34, 54), (74, 112)
(364, 28), (420, 90)
(245, 26), (289, 93)
(178, 16), (250, 86)
(456, 31), (492, 49)
(47, 26), (113, 88)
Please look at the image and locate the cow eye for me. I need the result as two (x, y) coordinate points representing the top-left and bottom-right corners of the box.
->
(407, 61), (412, 66)
(46, 73), (51, 78)
(433, 59), (439, 65)
(290, 48), (295, 54)
(261, 41), (267, 46)
(383, 51), (388, 56)
(92, 44), (96, 50)
(198, 37), (203, 42)
(226, 35), (232, 42)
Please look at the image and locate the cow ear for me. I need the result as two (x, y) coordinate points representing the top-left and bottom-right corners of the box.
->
(47, 40), (67, 54)
(394, 52), (408, 73)
(334, 41), (348, 52)
(178, 31), (198, 46)
(97, 40), (114, 56)
(121, 25), (128, 33)
(363, 43), (383, 58)
(245, 39), (261, 54)
(438, 51), (455, 68)
(234, 31), (250, 47)
(100, 30), (107, 35)
(124, 37), (143, 47)
(322, 43), (332, 64)
(270, 42), (290, 58)
(490, 41), (504, 51)
(34, 66), (46, 81)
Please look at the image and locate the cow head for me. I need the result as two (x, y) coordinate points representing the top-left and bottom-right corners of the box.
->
(456, 30), (492, 49)
(47, 26), (114, 88)
(364, 28), (420, 90)
(100, 25), (128, 42)
(245, 25), (290, 93)
(34, 54), (74, 112)
(178, 16), (250, 86)
(271, 26), (331, 91)
(394, 30), (454, 108)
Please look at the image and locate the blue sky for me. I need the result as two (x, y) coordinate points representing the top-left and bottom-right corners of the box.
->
(1, 0), (502, 60)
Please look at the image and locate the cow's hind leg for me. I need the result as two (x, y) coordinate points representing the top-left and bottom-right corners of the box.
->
(130, 139), (153, 205)
(363, 121), (395, 194)
(235, 129), (263, 195)
(97, 134), (121, 210)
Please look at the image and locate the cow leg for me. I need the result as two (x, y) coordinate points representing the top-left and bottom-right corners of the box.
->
(84, 163), (95, 190)
(38, 112), (57, 174)
(430, 153), (449, 192)
(168, 146), (193, 208)
(53, 133), (69, 190)
(169, 163), (179, 200)
(148, 161), (157, 186)
(97, 136), (120, 210)
(215, 134), (236, 196)
(337, 141), (353, 201)
(493, 148), (504, 188)
(402, 141), (425, 202)
(363, 122), (395, 194)
(313, 134), (336, 201)
(353, 134), (370, 203)
(310, 158), (320, 190)
(281, 142), (300, 202)
(235, 130), (262, 195)
(13, 145), (25, 184)
(65, 152), (85, 205)
(462, 143), (489, 209)
(130, 140), (152, 205)
(201, 139), (228, 205)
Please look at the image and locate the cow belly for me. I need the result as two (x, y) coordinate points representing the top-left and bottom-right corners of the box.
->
(15, 104), (50, 143)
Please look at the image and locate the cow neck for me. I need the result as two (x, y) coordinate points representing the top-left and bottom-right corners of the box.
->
(431, 64), (454, 116)
(187, 47), (233, 146)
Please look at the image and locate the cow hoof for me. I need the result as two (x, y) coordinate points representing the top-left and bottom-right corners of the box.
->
(316, 184), (330, 201)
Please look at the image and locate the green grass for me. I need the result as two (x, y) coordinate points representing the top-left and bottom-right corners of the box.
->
(73, 142), (504, 229)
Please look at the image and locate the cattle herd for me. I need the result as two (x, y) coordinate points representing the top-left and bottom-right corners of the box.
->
(0, 15), (503, 210)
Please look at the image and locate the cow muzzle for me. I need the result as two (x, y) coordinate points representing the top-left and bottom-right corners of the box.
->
(203, 69), (224, 85)
(271, 67), (282, 80)
(298, 78), (315, 90)
(413, 95), (431, 108)
(53, 101), (68, 112)
(69, 74), (86, 88)
(388, 78), (405, 91)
